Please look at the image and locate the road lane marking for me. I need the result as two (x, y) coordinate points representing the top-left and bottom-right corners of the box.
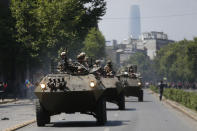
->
(104, 127), (110, 131)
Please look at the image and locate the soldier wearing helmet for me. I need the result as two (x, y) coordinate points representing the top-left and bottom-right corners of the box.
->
(104, 60), (114, 76)
(58, 51), (69, 72)
(76, 52), (89, 74)
(93, 60), (101, 68)
(128, 65), (134, 74)
(77, 52), (89, 68)
(127, 65), (137, 78)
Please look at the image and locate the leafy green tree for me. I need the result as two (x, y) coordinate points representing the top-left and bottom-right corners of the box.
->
(0, 1), (29, 93)
(154, 38), (197, 82)
(0, 0), (106, 93)
(10, 0), (106, 61)
(83, 28), (106, 59)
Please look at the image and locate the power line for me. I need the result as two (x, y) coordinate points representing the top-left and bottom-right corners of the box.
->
(102, 12), (197, 20)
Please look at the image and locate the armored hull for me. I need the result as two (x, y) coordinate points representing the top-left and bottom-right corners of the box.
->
(34, 73), (106, 126)
(122, 78), (143, 102)
(101, 77), (125, 110)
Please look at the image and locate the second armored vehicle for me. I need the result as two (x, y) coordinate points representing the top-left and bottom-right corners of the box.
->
(93, 60), (125, 110)
(101, 76), (125, 110)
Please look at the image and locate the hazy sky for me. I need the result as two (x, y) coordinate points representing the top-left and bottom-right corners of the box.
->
(98, 0), (197, 42)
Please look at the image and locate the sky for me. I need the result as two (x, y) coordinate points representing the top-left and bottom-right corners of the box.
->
(98, 0), (197, 43)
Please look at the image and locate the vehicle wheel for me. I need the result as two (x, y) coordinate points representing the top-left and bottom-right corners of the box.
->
(118, 92), (125, 110)
(35, 100), (50, 127)
(96, 98), (107, 125)
(138, 90), (143, 102)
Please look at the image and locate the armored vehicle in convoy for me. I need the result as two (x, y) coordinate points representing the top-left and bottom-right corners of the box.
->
(93, 60), (125, 110)
(120, 65), (143, 102)
(101, 76), (125, 110)
(34, 59), (107, 126)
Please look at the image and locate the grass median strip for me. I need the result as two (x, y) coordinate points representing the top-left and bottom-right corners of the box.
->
(3, 119), (36, 131)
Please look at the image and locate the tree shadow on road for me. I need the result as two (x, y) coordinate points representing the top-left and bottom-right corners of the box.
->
(47, 120), (130, 128)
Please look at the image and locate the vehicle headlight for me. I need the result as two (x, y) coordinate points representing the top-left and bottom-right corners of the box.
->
(124, 72), (128, 75)
(40, 84), (46, 90)
(138, 82), (142, 86)
(90, 81), (96, 88)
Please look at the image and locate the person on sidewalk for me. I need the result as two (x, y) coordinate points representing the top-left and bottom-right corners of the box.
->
(159, 80), (165, 101)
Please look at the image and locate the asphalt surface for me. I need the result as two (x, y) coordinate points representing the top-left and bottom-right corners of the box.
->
(0, 99), (35, 131)
(7, 89), (195, 131)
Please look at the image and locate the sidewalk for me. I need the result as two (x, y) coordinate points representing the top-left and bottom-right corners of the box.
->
(0, 99), (36, 131)
(0, 99), (17, 105)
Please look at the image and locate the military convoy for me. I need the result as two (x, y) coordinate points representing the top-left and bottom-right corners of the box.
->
(34, 52), (143, 126)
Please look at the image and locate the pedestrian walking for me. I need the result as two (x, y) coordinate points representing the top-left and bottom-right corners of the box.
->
(159, 80), (165, 101)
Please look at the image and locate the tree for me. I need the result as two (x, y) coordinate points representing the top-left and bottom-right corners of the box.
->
(83, 28), (106, 59)
(0, 0), (106, 93)
(10, 0), (106, 60)
(154, 38), (197, 82)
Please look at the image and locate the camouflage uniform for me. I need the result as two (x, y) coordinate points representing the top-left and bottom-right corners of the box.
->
(58, 51), (76, 73)
(128, 65), (136, 78)
(93, 60), (101, 68)
(104, 60), (114, 76)
(77, 52), (88, 66)
(77, 52), (89, 73)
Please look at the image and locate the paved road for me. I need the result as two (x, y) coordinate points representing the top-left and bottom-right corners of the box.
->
(14, 89), (197, 131)
(0, 99), (35, 131)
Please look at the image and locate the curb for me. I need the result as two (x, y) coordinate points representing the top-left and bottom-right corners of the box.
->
(149, 89), (197, 122)
(2, 119), (36, 131)
(0, 100), (17, 105)
(165, 99), (197, 122)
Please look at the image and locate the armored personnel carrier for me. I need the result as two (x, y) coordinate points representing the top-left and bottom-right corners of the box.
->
(34, 61), (107, 126)
(120, 65), (143, 102)
(92, 60), (125, 110)
(101, 76), (125, 110)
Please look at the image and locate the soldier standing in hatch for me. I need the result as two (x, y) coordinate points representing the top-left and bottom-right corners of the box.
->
(93, 60), (101, 68)
(76, 52), (89, 73)
(128, 65), (134, 74)
(93, 60), (104, 76)
(58, 52), (67, 72)
(128, 65), (136, 78)
(104, 60), (114, 76)
(59, 51), (73, 73)
(159, 80), (165, 101)
(77, 52), (89, 68)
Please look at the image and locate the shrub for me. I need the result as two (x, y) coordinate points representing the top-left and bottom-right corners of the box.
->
(150, 85), (197, 111)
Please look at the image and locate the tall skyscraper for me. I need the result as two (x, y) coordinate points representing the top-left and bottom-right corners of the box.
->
(129, 5), (141, 39)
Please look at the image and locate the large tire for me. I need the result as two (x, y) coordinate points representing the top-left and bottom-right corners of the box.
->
(118, 92), (125, 110)
(96, 98), (107, 125)
(35, 100), (50, 127)
(138, 90), (143, 102)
